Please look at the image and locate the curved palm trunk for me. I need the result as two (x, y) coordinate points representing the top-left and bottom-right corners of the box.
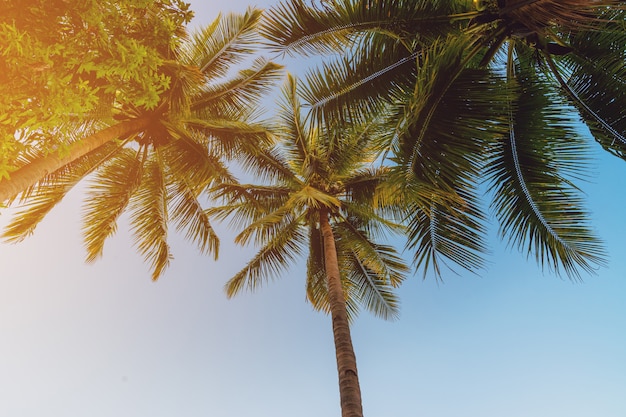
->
(319, 208), (364, 417)
(0, 118), (150, 203)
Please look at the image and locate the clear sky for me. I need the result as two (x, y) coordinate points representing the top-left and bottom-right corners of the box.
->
(1, 2), (625, 417)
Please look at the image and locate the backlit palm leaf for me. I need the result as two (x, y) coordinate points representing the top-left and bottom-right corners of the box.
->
(129, 153), (171, 280)
(83, 148), (144, 262)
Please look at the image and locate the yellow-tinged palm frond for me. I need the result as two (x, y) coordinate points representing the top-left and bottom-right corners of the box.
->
(2, 141), (125, 242)
(82, 148), (144, 263)
(274, 74), (312, 169)
(167, 178), (220, 258)
(180, 7), (264, 79)
(129, 152), (171, 280)
(208, 183), (292, 232)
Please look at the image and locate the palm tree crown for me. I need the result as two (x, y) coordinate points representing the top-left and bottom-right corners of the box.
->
(209, 74), (409, 417)
(211, 74), (408, 319)
(3, 8), (282, 279)
(259, 0), (623, 279)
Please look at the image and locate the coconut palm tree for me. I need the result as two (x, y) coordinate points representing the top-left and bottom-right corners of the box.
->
(2, 8), (283, 279)
(208, 75), (409, 417)
(259, 0), (624, 279)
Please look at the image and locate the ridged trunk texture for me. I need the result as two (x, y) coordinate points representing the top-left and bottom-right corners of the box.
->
(319, 208), (364, 417)
(0, 118), (150, 203)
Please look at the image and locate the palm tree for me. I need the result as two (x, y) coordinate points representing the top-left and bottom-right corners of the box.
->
(2, 8), (283, 279)
(208, 75), (409, 417)
(259, 0), (625, 279)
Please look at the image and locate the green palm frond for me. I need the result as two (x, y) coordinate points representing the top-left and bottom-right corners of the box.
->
(185, 117), (271, 156)
(549, 15), (626, 159)
(129, 152), (171, 280)
(405, 196), (487, 279)
(237, 146), (300, 185)
(335, 219), (408, 287)
(341, 248), (402, 321)
(485, 64), (606, 279)
(299, 41), (416, 124)
(231, 186), (332, 247)
(82, 147), (144, 263)
(225, 219), (307, 297)
(307, 219), (407, 322)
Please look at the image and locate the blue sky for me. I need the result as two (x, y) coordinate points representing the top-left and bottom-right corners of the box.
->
(1, 1), (625, 416)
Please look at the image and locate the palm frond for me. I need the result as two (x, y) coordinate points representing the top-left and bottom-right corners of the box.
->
(82, 147), (144, 262)
(485, 65), (606, 279)
(405, 196), (487, 279)
(261, 0), (466, 56)
(3, 142), (123, 242)
(167, 174), (220, 259)
(208, 182), (292, 231)
(274, 74), (312, 169)
(225, 219), (307, 297)
(129, 151), (171, 280)
(159, 128), (237, 189)
(549, 16), (626, 159)
(181, 7), (263, 78)
(191, 58), (283, 118)
(300, 40), (416, 125)
(184, 118), (272, 160)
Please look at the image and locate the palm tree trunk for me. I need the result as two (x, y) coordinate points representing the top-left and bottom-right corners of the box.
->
(0, 118), (150, 203)
(319, 208), (364, 417)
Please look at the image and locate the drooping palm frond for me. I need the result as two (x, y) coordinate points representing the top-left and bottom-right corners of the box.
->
(128, 151), (171, 280)
(485, 57), (606, 278)
(547, 10), (626, 160)
(224, 218), (307, 297)
(340, 244), (403, 321)
(305, 218), (407, 322)
(208, 183), (292, 231)
(82, 147), (144, 262)
(2, 140), (125, 242)
(298, 38), (417, 124)
(167, 176), (220, 258)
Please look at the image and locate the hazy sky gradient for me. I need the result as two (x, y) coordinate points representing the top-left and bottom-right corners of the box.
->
(1, 1), (625, 416)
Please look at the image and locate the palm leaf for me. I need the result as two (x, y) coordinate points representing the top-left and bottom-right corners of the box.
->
(182, 8), (263, 78)
(225, 219), (307, 297)
(82, 147), (144, 262)
(167, 173), (220, 259)
(3, 141), (124, 242)
(485, 63), (606, 278)
(128, 151), (171, 280)
(191, 58), (284, 117)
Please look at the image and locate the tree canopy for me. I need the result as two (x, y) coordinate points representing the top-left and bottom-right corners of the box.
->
(0, 0), (193, 178)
